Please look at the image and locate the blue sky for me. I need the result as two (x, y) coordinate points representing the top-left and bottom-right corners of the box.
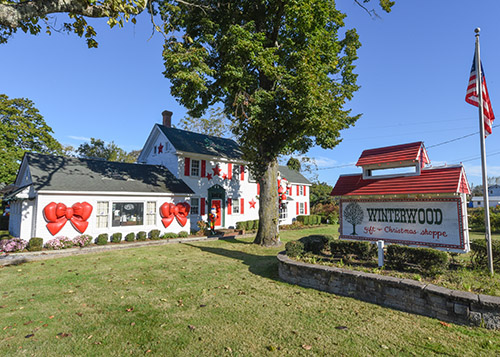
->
(3, 1), (500, 187)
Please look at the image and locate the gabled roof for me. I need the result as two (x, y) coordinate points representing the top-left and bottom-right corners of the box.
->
(356, 141), (429, 167)
(278, 166), (311, 185)
(157, 125), (242, 159)
(19, 153), (194, 194)
(331, 166), (470, 196)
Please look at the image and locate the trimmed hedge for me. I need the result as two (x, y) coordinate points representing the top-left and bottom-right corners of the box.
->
(96, 234), (108, 245)
(27, 237), (43, 252)
(285, 240), (305, 257)
(330, 240), (377, 260)
(163, 233), (178, 239)
(136, 231), (147, 241)
(386, 244), (449, 275)
(296, 215), (321, 226)
(470, 239), (500, 269)
(149, 229), (161, 240)
(125, 233), (135, 242)
(178, 231), (189, 238)
(111, 233), (122, 243)
(299, 235), (335, 254)
(236, 220), (259, 231)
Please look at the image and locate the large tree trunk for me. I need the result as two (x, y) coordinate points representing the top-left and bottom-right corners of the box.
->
(253, 159), (281, 247)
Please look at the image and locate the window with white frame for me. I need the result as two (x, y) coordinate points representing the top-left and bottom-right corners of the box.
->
(112, 202), (144, 227)
(191, 159), (200, 176)
(232, 198), (240, 214)
(146, 201), (156, 225)
(96, 201), (109, 228)
(191, 198), (199, 215)
(232, 165), (240, 179)
(279, 204), (288, 220)
(299, 185), (304, 195)
(299, 202), (305, 215)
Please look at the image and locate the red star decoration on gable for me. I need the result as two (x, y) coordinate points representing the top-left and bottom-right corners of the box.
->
(249, 199), (257, 209)
(206, 173), (213, 180)
(222, 173), (228, 180)
(158, 143), (164, 153)
(212, 165), (221, 176)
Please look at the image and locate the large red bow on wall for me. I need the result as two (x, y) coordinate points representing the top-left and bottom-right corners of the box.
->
(43, 202), (93, 235)
(160, 202), (190, 228)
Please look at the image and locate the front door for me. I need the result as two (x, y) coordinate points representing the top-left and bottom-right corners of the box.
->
(211, 199), (222, 227)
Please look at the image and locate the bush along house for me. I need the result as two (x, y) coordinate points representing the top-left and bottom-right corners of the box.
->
(137, 111), (311, 231)
(5, 153), (194, 244)
(331, 142), (471, 253)
(5, 110), (311, 243)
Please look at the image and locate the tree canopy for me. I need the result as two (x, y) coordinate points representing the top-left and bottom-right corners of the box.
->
(77, 138), (139, 162)
(0, 94), (62, 185)
(177, 107), (234, 138)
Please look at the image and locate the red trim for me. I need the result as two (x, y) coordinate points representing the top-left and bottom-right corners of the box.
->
(227, 198), (232, 215)
(228, 163), (232, 180)
(200, 198), (206, 215)
(288, 186), (292, 196)
(240, 198), (244, 214)
(296, 202), (299, 215)
(257, 183), (260, 195)
(240, 165), (245, 181)
(184, 158), (190, 176)
(201, 160), (206, 178)
(305, 202), (308, 215)
(296, 185), (299, 196)
(303, 186), (306, 196)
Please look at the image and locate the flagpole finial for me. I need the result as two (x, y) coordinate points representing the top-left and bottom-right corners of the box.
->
(475, 27), (481, 34)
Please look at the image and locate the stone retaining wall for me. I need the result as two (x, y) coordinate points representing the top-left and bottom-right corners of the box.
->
(277, 252), (500, 330)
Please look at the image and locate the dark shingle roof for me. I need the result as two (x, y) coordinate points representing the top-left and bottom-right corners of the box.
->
(157, 125), (242, 159)
(277, 166), (311, 185)
(24, 153), (194, 194)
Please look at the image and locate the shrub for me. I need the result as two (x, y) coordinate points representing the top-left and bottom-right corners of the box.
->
(111, 233), (122, 243)
(303, 215), (311, 225)
(136, 231), (147, 241)
(178, 231), (189, 238)
(73, 234), (93, 247)
(296, 215), (306, 224)
(386, 244), (449, 275)
(470, 239), (500, 269)
(300, 235), (335, 254)
(163, 233), (178, 239)
(95, 234), (108, 245)
(27, 237), (44, 252)
(125, 233), (136, 242)
(0, 238), (28, 252)
(236, 221), (246, 230)
(330, 240), (377, 260)
(285, 240), (305, 258)
(45, 236), (73, 250)
(149, 229), (161, 240)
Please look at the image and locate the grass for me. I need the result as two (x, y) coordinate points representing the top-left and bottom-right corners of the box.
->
(0, 227), (499, 355)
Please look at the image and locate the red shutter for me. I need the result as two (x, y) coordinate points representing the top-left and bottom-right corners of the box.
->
(296, 185), (299, 195)
(227, 198), (232, 215)
(257, 183), (260, 195)
(201, 198), (206, 215)
(240, 198), (245, 214)
(288, 186), (292, 196)
(240, 165), (245, 181)
(228, 163), (232, 180)
(296, 202), (299, 215)
(303, 186), (306, 196)
(184, 158), (190, 176)
(305, 202), (308, 215)
(201, 160), (206, 177)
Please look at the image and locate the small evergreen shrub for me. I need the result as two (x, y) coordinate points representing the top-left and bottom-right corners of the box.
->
(125, 233), (136, 242)
(178, 231), (189, 238)
(149, 229), (161, 240)
(111, 233), (122, 243)
(386, 244), (449, 275)
(163, 233), (178, 239)
(236, 221), (245, 230)
(136, 231), (147, 241)
(285, 240), (305, 258)
(296, 215), (306, 224)
(299, 235), (335, 254)
(73, 234), (92, 247)
(27, 237), (43, 252)
(330, 240), (377, 260)
(470, 239), (500, 269)
(96, 234), (108, 245)
(0, 237), (28, 252)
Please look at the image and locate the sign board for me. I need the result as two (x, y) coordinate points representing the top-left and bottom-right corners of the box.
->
(339, 197), (469, 253)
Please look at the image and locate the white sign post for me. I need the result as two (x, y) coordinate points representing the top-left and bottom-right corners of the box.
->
(340, 197), (469, 253)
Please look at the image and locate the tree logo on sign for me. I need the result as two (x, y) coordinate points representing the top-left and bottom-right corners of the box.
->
(344, 202), (364, 235)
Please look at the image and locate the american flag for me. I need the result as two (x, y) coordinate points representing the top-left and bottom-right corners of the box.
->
(466, 53), (495, 136)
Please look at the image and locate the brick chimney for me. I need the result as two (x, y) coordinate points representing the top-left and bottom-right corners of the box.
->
(162, 110), (173, 127)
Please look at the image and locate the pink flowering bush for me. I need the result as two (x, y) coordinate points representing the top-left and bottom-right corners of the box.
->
(72, 234), (93, 248)
(0, 238), (28, 253)
(44, 236), (74, 250)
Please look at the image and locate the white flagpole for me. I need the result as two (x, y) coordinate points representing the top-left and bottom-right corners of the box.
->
(475, 27), (494, 275)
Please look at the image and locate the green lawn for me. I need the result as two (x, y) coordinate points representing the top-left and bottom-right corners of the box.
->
(0, 227), (499, 356)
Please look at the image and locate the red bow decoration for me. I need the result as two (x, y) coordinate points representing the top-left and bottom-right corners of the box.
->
(160, 202), (191, 228)
(44, 202), (93, 235)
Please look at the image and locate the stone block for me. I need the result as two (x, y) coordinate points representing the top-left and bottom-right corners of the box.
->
(450, 289), (478, 303)
(468, 311), (483, 326)
(453, 302), (469, 316)
(483, 312), (500, 330)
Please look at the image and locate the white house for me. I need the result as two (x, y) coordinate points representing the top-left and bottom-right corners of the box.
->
(470, 196), (500, 208)
(6, 153), (194, 243)
(137, 111), (311, 230)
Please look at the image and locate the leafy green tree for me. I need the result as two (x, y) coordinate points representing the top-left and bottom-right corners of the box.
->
(286, 158), (301, 172)
(161, 0), (392, 246)
(177, 107), (234, 138)
(77, 138), (137, 163)
(0, 94), (62, 185)
(310, 182), (335, 207)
